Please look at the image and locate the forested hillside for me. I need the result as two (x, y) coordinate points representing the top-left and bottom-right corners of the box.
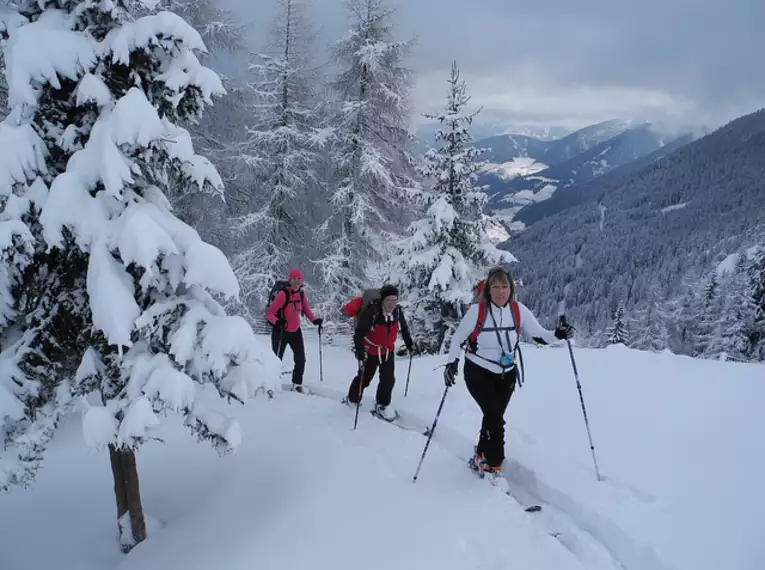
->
(504, 109), (765, 361)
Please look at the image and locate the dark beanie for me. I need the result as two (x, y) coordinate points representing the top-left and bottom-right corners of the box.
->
(379, 284), (399, 299)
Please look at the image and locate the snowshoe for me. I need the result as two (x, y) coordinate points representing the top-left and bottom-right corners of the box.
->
(291, 384), (309, 395)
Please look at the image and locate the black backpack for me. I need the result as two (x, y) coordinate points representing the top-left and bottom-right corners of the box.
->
(266, 280), (305, 325)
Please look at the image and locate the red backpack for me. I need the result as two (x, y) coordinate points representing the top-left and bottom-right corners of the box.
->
(466, 299), (525, 385)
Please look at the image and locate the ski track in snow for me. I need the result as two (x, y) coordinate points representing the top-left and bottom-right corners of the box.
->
(279, 382), (672, 570)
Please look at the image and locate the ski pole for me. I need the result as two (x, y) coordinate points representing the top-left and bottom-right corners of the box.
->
(353, 359), (365, 430)
(318, 326), (324, 382)
(404, 352), (413, 397)
(412, 385), (450, 482)
(276, 327), (284, 357)
(560, 315), (602, 481)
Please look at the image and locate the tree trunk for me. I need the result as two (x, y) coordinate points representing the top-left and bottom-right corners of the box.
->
(109, 444), (147, 552)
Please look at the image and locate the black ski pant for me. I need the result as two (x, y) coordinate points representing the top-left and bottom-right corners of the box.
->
(271, 327), (306, 385)
(347, 352), (395, 407)
(464, 358), (516, 468)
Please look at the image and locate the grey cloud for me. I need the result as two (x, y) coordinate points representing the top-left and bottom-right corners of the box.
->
(224, 0), (765, 130)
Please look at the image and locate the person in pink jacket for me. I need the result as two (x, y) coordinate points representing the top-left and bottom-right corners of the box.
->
(266, 268), (323, 391)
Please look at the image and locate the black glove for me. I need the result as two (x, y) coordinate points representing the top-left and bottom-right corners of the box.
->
(444, 360), (459, 387)
(313, 318), (323, 332)
(555, 323), (574, 340)
(354, 348), (367, 362)
(406, 342), (415, 354)
(275, 318), (286, 329)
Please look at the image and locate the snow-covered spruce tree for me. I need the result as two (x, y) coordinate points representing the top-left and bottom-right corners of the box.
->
(0, 52), (7, 121)
(606, 304), (630, 345)
(631, 292), (669, 352)
(387, 61), (515, 354)
(314, 0), (419, 322)
(746, 246), (765, 360)
(703, 271), (718, 307)
(127, 0), (251, 243)
(705, 265), (755, 361)
(227, 0), (327, 321)
(690, 272), (725, 357)
(154, 0), (246, 54)
(0, 0), (279, 551)
(0, 6), (26, 121)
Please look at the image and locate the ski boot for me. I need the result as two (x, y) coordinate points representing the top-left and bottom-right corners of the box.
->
(478, 463), (509, 490)
(372, 403), (398, 422)
(468, 446), (485, 472)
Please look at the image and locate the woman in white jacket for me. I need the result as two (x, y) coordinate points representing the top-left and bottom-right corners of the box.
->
(443, 266), (574, 481)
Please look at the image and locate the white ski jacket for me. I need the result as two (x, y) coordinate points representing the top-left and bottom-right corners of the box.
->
(447, 301), (560, 375)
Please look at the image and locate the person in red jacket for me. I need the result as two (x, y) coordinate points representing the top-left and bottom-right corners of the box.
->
(345, 284), (413, 421)
(266, 268), (323, 391)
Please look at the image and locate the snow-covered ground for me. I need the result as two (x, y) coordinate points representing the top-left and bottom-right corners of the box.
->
(1, 333), (763, 570)
(482, 156), (548, 180)
(716, 245), (761, 277)
(507, 183), (558, 207)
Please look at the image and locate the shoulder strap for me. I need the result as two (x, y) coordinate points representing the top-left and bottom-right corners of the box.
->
(510, 300), (525, 387)
(511, 301), (521, 348)
(468, 300), (486, 348)
(275, 286), (290, 315)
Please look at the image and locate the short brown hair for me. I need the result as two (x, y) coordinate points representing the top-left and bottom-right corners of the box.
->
(482, 266), (516, 303)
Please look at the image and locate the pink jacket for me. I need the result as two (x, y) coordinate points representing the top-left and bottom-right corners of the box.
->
(266, 288), (316, 332)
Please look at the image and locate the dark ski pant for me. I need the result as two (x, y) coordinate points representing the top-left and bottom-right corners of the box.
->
(347, 352), (395, 407)
(271, 327), (306, 385)
(464, 358), (516, 468)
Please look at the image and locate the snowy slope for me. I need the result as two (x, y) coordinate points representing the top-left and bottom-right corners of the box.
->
(481, 156), (549, 181)
(1, 334), (763, 570)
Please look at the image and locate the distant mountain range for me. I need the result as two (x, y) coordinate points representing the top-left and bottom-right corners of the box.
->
(514, 132), (695, 226)
(500, 107), (765, 358)
(413, 121), (571, 153)
(472, 119), (702, 230)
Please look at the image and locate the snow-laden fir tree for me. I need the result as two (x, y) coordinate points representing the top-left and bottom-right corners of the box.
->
(227, 0), (328, 321)
(387, 61), (515, 354)
(314, 0), (419, 321)
(606, 304), (630, 345)
(0, 0), (280, 550)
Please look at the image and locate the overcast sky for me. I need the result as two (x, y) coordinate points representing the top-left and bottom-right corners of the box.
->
(226, 0), (765, 132)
